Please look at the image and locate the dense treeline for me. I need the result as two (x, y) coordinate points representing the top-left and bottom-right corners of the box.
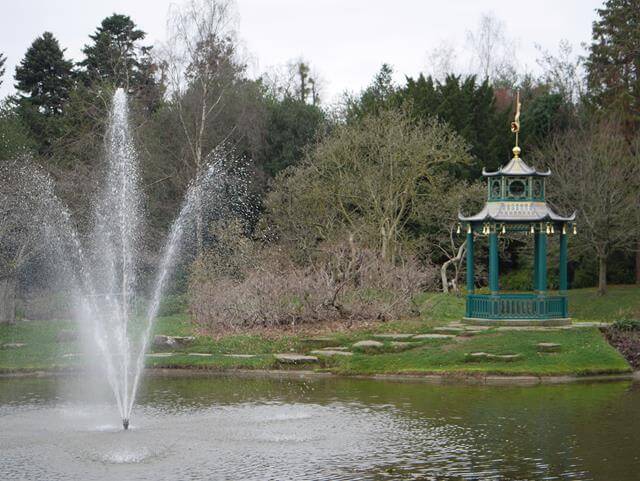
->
(0, 0), (639, 326)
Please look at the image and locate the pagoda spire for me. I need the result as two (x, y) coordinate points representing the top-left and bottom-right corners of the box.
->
(510, 90), (522, 158)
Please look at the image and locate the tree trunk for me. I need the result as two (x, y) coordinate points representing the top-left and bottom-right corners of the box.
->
(597, 255), (607, 296)
(0, 276), (17, 323)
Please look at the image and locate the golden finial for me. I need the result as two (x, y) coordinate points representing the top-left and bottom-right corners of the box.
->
(510, 90), (521, 158)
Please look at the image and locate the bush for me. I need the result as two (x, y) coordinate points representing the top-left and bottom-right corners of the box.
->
(611, 317), (640, 332)
(189, 242), (438, 332)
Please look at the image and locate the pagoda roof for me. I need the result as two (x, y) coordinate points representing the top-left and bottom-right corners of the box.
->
(458, 201), (575, 223)
(483, 156), (551, 177)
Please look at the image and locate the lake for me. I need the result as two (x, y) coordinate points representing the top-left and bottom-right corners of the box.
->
(1, 373), (639, 480)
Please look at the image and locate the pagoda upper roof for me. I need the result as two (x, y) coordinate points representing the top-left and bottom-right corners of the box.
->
(482, 156), (551, 177)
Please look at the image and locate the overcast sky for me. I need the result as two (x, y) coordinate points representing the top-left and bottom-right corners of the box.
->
(1, 0), (603, 102)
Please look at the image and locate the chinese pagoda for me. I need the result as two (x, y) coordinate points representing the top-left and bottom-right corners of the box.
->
(459, 93), (576, 325)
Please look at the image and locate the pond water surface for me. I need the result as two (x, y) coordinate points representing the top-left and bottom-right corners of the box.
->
(1, 373), (639, 480)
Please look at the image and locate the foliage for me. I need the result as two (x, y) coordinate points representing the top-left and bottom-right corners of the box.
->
(265, 109), (470, 263)
(261, 95), (324, 176)
(611, 317), (640, 332)
(533, 118), (640, 294)
(401, 74), (512, 177)
(15, 32), (74, 117)
(14, 32), (74, 154)
(586, 0), (640, 137)
(79, 13), (162, 109)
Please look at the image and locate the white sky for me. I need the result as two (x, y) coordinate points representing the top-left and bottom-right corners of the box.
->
(0, 0), (603, 103)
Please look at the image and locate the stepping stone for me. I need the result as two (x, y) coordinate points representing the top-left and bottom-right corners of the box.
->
(146, 352), (175, 358)
(390, 341), (419, 350)
(466, 352), (523, 362)
(300, 337), (336, 348)
(464, 325), (491, 331)
(433, 327), (465, 334)
(352, 340), (384, 348)
(188, 352), (212, 357)
(274, 353), (318, 364)
(372, 333), (415, 340)
(310, 350), (353, 357)
(537, 342), (561, 353)
(224, 354), (256, 358)
(412, 334), (454, 340)
(491, 353), (522, 361)
(62, 353), (80, 358)
(321, 346), (349, 351)
(2, 342), (26, 348)
(465, 352), (490, 362)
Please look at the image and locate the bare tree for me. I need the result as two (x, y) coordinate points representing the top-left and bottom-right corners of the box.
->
(466, 13), (518, 85)
(162, 0), (243, 253)
(535, 119), (640, 294)
(536, 40), (585, 105)
(425, 40), (458, 82)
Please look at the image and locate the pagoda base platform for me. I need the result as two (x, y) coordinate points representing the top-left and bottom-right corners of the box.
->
(462, 317), (571, 327)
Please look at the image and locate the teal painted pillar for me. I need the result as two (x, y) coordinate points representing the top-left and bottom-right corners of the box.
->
(466, 229), (475, 293)
(533, 231), (539, 291)
(559, 228), (568, 294)
(489, 230), (499, 295)
(537, 231), (547, 294)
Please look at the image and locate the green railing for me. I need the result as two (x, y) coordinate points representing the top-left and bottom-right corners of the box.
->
(466, 293), (568, 320)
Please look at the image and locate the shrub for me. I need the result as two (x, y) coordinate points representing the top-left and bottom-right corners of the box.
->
(611, 317), (640, 332)
(189, 242), (437, 332)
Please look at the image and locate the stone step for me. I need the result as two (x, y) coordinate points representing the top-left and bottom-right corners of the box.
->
(310, 349), (353, 357)
(412, 334), (455, 340)
(372, 333), (415, 340)
(274, 353), (319, 364)
(537, 342), (561, 353)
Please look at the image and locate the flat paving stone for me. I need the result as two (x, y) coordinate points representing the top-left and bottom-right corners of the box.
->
(433, 327), (465, 334)
(537, 342), (561, 353)
(466, 352), (523, 362)
(310, 349), (353, 357)
(412, 334), (455, 340)
(352, 340), (384, 348)
(372, 333), (415, 340)
(274, 353), (318, 364)
(321, 346), (349, 351)
(224, 354), (256, 358)
(188, 353), (212, 357)
(146, 352), (175, 358)
(2, 342), (26, 348)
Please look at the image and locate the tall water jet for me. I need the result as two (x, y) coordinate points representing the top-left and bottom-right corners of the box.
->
(1, 88), (251, 430)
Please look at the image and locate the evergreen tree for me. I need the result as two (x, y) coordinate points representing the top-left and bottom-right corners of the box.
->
(80, 14), (162, 109)
(586, 0), (640, 136)
(14, 32), (73, 116)
(398, 74), (511, 177)
(262, 95), (324, 176)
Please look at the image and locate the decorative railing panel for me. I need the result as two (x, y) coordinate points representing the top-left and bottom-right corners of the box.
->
(466, 293), (568, 320)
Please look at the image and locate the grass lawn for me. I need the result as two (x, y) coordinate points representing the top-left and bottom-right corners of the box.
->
(0, 286), (637, 377)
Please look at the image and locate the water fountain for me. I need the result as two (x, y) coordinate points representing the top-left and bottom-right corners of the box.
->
(5, 88), (248, 430)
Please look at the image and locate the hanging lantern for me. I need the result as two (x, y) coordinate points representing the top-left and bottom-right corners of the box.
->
(530, 225), (535, 234)
(467, 224), (472, 234)
(562, 224), (567, 235)
(501, 224), (506, 234)
(456, 224), (461, 234)
(550, 224), (555, 234)
(546, 223), (551, 235)
(573, 223), (577, 235)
